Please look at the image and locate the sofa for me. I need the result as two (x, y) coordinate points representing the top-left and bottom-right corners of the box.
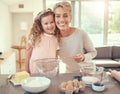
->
(93, 46), (120, 68)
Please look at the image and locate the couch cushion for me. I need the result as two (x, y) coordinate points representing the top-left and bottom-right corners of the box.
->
(93, 59), (120, 67)
(112, 46), (120, 59)
(114, 58), (120, 62)
(94, 46), (112, 59)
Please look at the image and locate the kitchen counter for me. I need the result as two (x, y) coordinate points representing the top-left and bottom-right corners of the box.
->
(0, 73), (120, 94)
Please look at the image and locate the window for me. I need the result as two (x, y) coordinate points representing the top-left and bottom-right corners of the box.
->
(80, 1), (104, 47)
(108, 1), (120, 45)
(45, 0), (120, 47)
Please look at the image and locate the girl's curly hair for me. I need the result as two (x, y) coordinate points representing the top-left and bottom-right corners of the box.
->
(28, 8), (61, 46)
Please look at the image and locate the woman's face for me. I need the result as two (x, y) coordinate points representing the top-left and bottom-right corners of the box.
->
(41, 15), (55, 34)
(54, 7), (72, 31)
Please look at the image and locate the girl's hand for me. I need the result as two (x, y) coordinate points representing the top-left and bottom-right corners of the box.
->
(73, 53), (85, 63)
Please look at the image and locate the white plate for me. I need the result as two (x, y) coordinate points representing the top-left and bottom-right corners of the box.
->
(82, 76), (99, 85)
(10, 78), (21, 86)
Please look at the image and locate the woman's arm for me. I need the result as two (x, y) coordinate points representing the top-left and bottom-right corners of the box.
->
(82, 31), (97, 62)
(73, 29), (97, 63)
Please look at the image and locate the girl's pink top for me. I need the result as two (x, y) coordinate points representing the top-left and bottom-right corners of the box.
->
(29, 33), (58, 74)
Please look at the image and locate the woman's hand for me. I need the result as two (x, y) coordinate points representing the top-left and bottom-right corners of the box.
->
(73, 53), (85, 63)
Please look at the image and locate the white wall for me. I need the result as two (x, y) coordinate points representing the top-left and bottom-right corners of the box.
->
(33, 0), (44, 18)
(9, 0), (43, 18)
(0, 0), (44, 53)
(0, 2), (12, 53)
(10, 0), (44, 46)
(12, 13), (33, 45)
(9, 0), (34, 13)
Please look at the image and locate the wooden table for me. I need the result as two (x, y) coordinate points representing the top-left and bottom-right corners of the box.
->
(0, 73), (120, 94)
(11, 45), (26, 70)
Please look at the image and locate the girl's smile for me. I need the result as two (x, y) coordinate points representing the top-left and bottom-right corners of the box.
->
(41, 15), (55, 34)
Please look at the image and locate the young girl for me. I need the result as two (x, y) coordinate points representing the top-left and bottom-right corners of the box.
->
(25, 9), (60, 74)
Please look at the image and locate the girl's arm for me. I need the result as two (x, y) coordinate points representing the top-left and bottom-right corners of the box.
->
(25, 43), (33, 73)
(56, 50), (59, 58)
(56, 50), (60, 74)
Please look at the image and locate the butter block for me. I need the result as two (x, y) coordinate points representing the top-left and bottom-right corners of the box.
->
(14, 71), (30, 83)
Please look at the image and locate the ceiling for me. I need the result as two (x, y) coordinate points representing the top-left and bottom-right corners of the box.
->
(1, 0), (24, 5)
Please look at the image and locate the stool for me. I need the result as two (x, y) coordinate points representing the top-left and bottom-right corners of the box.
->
(11, 45), (26, 70)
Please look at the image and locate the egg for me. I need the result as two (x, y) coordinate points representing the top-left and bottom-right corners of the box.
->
(60, 82), (67, 88)
(67, 80), (74, 86)
(73, 79), (78, 87)
(66, 84), (74, 90)
(78, 81), (85, 87)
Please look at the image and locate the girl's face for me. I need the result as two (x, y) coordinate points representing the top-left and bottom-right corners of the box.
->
(41, 15), (55, 34)
(54, 7), (72, 31)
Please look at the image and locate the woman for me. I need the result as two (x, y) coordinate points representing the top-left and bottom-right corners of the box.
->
(53, 1), (97, 73)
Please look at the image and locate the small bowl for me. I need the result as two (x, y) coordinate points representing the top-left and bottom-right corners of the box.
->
(92, 82), (105, 92)
(21, 77), (51, 93)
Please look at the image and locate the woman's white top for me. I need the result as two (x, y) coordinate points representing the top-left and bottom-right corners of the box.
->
(59, 28), (97, 73)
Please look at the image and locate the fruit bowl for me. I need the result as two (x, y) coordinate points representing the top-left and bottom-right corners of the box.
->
(35, 58), (59, 78)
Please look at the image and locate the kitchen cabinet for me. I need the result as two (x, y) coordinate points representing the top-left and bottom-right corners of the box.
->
(0, 51), (16, 74)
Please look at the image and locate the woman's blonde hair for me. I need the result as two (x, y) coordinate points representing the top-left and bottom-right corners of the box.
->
(53, 1), (72, 46)
(53, 1), (72, 13)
